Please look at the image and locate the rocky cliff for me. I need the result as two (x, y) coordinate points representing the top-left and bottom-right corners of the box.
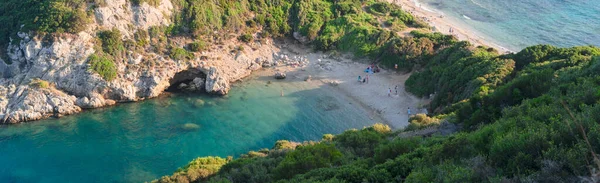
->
(0, 0), (285, 123)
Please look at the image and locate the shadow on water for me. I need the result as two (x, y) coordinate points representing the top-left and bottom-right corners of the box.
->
(0, 76), (376, 183)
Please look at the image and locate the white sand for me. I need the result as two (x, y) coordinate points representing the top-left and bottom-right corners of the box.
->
(257, 44), (429, 129)
(386, 0), (513, 53)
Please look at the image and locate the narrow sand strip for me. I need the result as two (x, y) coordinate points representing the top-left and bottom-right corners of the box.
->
(387, 0), (513, 53)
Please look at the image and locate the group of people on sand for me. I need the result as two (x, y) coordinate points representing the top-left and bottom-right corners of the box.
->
(357, 64), (381, 84)
(387, 85), (398, 97)
(355, 63), (420, 118)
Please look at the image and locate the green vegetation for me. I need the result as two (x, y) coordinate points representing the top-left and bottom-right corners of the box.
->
(169, 46), (193, 60)
(155, 157), (229, 183)
(239, 34), (253, 43)
(0, 0), (92, 52)
(3, 1), (598, 181)
(166, 0), (433, 70)
(29, 78), (50, 88)
(188, 41), (207, 52)
(131, 0), (161, 6)
(151, 1), (600, 182)
(98, 29), (125, 56)
(406, 114), (440, 131)
(87, 53), (117, 81)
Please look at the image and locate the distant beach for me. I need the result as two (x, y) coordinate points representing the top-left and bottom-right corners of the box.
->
(388, 0), (514, 53)
(397, 0), (600, 51)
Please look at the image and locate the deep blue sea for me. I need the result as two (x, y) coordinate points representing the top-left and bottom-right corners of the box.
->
(419, 0), (600, 51)
(0, 74), (377, 183)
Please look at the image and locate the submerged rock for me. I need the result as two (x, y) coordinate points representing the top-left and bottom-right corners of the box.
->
(192, 99), (205, 107)
(181, 123), (201, 131)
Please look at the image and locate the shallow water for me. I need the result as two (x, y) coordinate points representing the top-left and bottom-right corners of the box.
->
(0, 75), (376, 182)
(419, 0), (600, 51)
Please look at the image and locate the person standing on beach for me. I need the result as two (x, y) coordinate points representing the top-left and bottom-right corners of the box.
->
(388, 88), (392, 97)
(395, 85), (398, 95)
(358, 75), (362, 83)
(366, 74), (369, 84)
(408, 107), (411, 115)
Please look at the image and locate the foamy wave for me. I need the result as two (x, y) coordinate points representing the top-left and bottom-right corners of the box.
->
(470, 0), (486, 9)
(462, 15), (472, 20)
(412, 0), (436, 13)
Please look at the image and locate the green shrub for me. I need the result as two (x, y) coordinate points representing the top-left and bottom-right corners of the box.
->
(374, 137), (420, 163)
(273, 140), (296, 150)
(406, 114), (441, 131)
(368, 2), (392, 15)
(188, 40), (207, 52)
(334, 127), (387, 157)
(274, 143), (343, 180)
(130, 0), (161, 7)
(88, 54), (117, 81)
(29, 78), (50, 88)
(154, 156), (228, 183)
(169, 47), (193, 60)
(134, 29), (149, 47)
(322, 134), (334, 141)
(0, 0), (91, 50)
(98, 29), (125, 56)
(239, 33), (254, 43)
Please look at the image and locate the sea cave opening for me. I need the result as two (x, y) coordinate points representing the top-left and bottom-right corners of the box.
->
(166, 68), (207, 93)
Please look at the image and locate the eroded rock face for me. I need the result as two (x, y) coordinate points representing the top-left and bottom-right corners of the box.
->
(205, 67), (230, 95)
(0, 84), (81, 123)
(293, 32), (311, 44)
(0, 1), (280, 124)
(94, 0), (173, 38)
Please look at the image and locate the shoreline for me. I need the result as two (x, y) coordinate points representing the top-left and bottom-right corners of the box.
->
(0, 40), (424, 129)
(389, 0), (515, 53)
(255, 44), (429, 129)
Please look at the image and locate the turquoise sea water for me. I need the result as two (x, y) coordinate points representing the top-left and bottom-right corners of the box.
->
(419, 0), (600, 51)
(0, 75), (376, 183)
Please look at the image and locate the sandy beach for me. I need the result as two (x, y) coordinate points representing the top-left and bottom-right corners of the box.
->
(387, 0), (513, 53)
(255, 43), (429, 129)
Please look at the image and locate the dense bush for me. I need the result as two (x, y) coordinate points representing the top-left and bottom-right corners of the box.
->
(274, 142), (343, 179)
(158, 49), (600, 182)
(188, 40), (207, 52)
(153, 157), (228, 183)
(406, 114), (440, 131)
(0, 0), (92, 51)
(87, 54), (117, 81)
(239, 33), (254, 43)
(98, 29), (125, 56)
(169, 47), (193, 60)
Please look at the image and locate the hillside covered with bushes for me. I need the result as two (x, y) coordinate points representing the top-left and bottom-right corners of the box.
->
(2, 0), (598, 182)
(155, 44), (600, 182)
(1, 0), (444, 72)
(139, 1), (600, 183)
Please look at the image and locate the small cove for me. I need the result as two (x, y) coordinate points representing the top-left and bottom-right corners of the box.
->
(0, 73), (378, 183)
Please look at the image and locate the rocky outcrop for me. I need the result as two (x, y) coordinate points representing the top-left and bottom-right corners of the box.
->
(204, 67), (230, 95)
(274, 72), (287, 79)
(0, 0), (282, 124)
(293, 32), (311, 44)
(0, 83), (81, 123)
(94, 0), (173, 38)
